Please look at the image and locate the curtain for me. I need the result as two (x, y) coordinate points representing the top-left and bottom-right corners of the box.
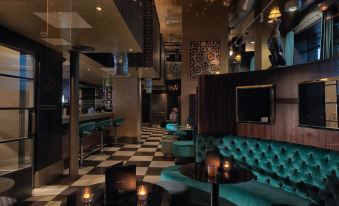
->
(321, 10), (333, 59)
(285, 31), (294, 66)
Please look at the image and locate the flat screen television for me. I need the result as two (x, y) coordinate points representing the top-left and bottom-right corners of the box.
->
(298, 78), (339, 129)
(236, 84), (275, 124)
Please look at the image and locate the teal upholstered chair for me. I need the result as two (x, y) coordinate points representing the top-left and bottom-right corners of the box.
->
(112, 117), (124, 145)
(79, 122), (96, 167)
(95, 119), (113, 151)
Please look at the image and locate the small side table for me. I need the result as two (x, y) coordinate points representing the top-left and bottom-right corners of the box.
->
(180, 163), (253, 206)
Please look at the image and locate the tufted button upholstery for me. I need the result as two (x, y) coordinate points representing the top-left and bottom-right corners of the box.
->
(195, 135), (339, 204)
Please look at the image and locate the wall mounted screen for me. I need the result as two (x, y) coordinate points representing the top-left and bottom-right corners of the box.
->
(299, 77), (339, 129)
(236, 84), (275, 124)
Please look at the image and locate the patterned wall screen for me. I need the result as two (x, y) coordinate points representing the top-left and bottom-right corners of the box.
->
(190, 41), (221, 79)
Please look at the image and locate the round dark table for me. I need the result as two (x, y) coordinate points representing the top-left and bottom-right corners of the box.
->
(180, 163), (253, 206)
(105, 181), (171, 206)
(0, 177), (15, 193)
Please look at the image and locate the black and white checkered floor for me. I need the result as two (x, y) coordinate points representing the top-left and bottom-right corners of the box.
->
(24, 127), (174, 205)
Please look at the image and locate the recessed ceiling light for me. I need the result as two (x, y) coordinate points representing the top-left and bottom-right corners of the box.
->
(216, 71), (220, 74)
(96, 6), (103, 11)
(249, 40), (255, 44)
(145, 67), (149, 70)
(288, 7), (297, 12)
(88, 68), (91, 71)
(129, 48), (133, 51)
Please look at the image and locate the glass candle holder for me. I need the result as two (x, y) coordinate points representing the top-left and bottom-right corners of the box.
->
(81, 187), (93, 204)
(137, 185), (148, 201)
(207, 163), (218, 177)
(223, 171), (230, 179)
(223, 160), (232, 171)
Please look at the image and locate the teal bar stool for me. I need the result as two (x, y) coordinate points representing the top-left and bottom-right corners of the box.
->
(112, 117), (124, 145)
(95, 119), (113, 152)
(79, 122), (96, 167)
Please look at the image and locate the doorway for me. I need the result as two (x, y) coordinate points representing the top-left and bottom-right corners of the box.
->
(149, 94), (167, 125)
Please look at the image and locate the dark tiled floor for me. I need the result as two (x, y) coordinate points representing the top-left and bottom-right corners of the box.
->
(25, 127), (174, 205)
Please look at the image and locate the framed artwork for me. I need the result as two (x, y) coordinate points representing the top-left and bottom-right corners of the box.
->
(190, 41), (221, 79)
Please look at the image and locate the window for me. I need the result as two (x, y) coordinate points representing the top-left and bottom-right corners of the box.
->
(294, 20), (321, 64)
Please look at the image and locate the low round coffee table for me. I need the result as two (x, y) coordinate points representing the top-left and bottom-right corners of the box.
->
(180, 163), (253, 206)
(0, 177), (15, 193)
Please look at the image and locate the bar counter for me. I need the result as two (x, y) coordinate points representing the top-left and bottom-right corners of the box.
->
(62, 112), (114, 124)
(62, 112), (114, 161)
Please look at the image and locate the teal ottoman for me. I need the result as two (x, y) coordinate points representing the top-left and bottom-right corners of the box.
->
(172, 141), (195, 158)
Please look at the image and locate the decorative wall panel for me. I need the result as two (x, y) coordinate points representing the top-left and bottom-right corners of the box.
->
(190, 41), (221, 79)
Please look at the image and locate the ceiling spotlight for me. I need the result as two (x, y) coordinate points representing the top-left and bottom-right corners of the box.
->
(129, 48), (133, 52)
(145, 67), (149, 70)
(249, 40), (255, 44)
(87, 68), (91, 71)
(216, 71), (220, 74)
(229, 50), (233, 56)
(285, 0), (301, 13)
(318, 2), (328, 11)
(96, 6), (103, 11)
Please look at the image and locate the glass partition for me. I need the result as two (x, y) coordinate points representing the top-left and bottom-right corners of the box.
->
(0, 45), (34, 173)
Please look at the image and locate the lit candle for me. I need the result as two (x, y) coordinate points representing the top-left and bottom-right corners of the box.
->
(186, 123), (192, 129)
(223, 160), (231, 171)
(207, 163), (218, 177)
(81, 187), (93, 204)
(137, 185), (148, 201)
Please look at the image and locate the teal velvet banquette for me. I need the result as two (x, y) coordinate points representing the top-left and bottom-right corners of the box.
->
(161, 135), (339, 206)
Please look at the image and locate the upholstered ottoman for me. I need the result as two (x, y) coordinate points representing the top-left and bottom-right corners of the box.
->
(155, 180), (188, 206)
(161, 135), (179, 157)
(172, 141), (195, 157)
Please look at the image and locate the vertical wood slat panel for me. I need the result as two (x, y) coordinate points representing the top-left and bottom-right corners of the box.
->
(198, 58), (339, 151)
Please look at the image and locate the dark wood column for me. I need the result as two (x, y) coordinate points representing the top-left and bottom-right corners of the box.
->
(69, 50), (79, 177)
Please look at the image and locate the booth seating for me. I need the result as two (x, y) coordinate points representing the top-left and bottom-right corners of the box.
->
(79, 122), (96, 167)
(112, 117), (124, 145)
(161, 135), (339, 206)
(95, 119), (113, 151)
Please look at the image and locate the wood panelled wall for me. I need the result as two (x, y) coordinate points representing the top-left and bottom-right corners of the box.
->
(198, 58), (339, 151)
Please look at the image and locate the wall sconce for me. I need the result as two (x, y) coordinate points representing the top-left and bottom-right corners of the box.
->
(81, 187), (93, 204)
(318, 2), (328, 11)
(234, 54), (242, 63)
(268, 6), (282, 20)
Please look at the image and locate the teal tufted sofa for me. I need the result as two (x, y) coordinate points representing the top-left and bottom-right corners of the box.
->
(161, 135), (339, 206)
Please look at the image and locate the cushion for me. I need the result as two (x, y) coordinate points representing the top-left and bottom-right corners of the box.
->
(161, 166), (314, 206)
